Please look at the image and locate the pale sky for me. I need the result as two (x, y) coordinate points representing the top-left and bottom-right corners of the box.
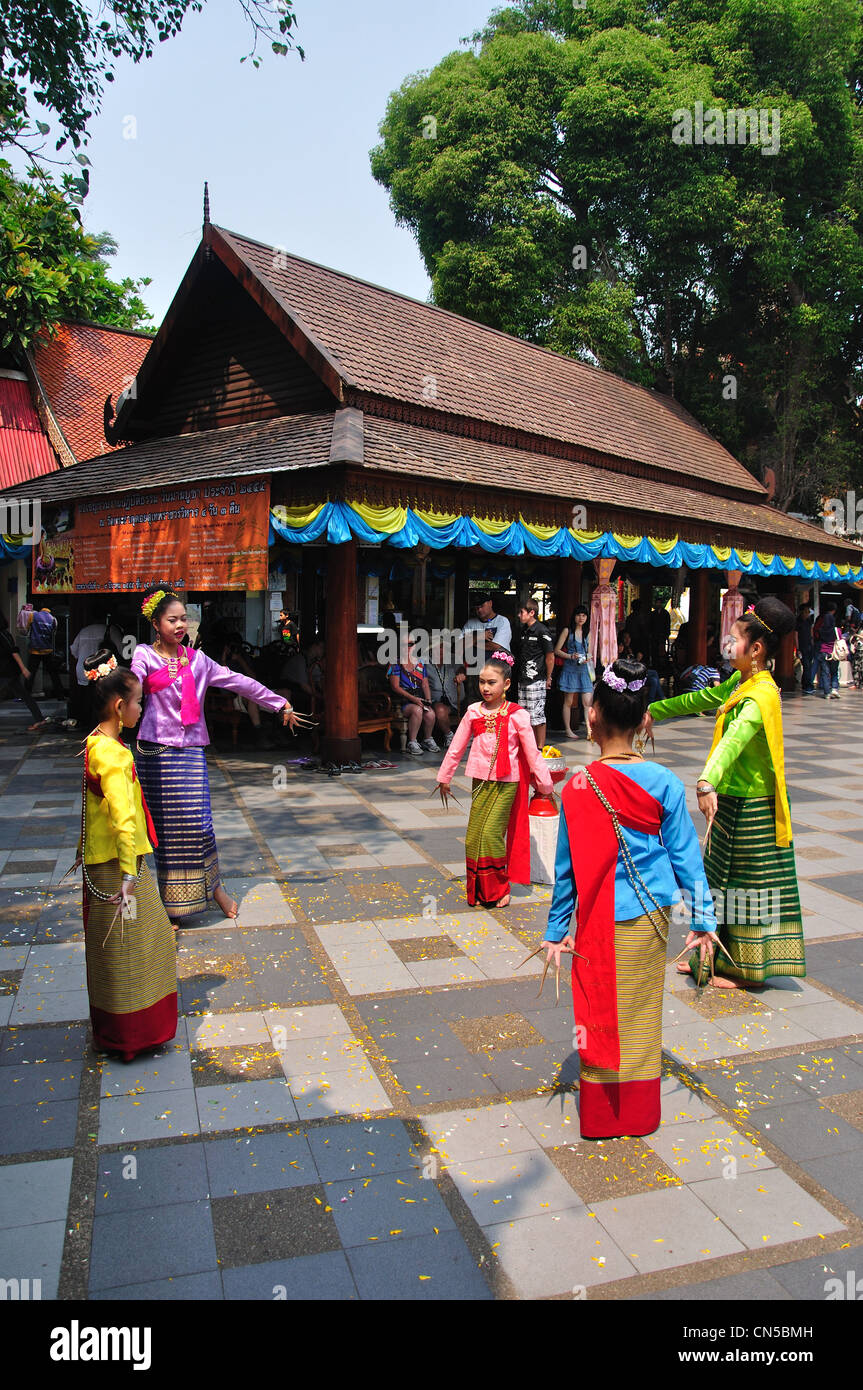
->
(63, 0), (495, 327)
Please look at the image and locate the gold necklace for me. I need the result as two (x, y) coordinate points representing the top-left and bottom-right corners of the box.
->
(597, 752), (643, 762)
(482, 700), (507, 734)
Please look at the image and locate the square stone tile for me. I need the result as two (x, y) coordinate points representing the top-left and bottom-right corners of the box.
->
(0, 1098), (79, 1154)
(784, 1000), (863, 1040)
(511, 1093), (581, 1146)
(389, 1052), (500, 1104)
(186, 1012), (271, 1050)
(307, 1119), (421, 1181)
(695, 1168), (846, 1247)
(326, 1167), (455, 1247)
(210, 1185), (340, 1267)
(768, 1244), (863, 1299)
(0, 1156), (73, 1228)
(424, 1105), (538, 1165)
(100, 1039), (191, 1098)
(196, 1079), (298, 1132)
(448, 1012), (544, 1055)
(662, 1020), (739, 1066)
(90, 1271), (224, 1301)
(89, 1201), (217, 1291)
(776, 1050), (863, 1098)
(745, 1099), (863, 1162)
(95, 1143), (209, 1213)
(336, 962), (417, 995)
(548, 1136), (681, 1203)
(659, 1075), (718, 1125)
(0, 1061), (80, 1107)
(263, 1003), (352, 1041)
(711, 1011), (819, 1054)
(287, 1062), (392, 1120)
(0, 1024), (86, 1066)
(9, 987), (89, 1024)
(447, 1147), (584, 1225)
(0, 1219), (68, 1298)
(590, 1185), (745, 1271)
(406, 959), (488, 988)
(646, 1117), (773, 1181)
(484, 1208), (635, 1296)
(345, 1229), (492, 1301)
(98, 1090), (200, 1144)
(222, 1250), (358, 1300)
(796, 1150), (863, 1219)
(204, 1130), (317, 1197)
(275, 1032), (366, 1076)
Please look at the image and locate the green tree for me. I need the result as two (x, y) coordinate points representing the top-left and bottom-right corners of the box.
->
(1, 164), (154, 349)
(1, 1), (302, 175)
(371, 0), (863, 514)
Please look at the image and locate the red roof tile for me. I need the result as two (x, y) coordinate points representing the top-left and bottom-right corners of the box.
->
(0, 374), (59, 489)
(216, 227), (766, 499)
(32, 321), (152, 463)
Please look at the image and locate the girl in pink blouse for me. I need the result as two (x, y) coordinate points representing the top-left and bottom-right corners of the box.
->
(131, 586), (298, 922)
(437, 653), (553, 908)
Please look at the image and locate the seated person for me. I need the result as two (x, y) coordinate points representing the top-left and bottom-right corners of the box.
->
(424, 644), (465, 749)
(387, 641), (436, 755)
(678, 663), (721, 693)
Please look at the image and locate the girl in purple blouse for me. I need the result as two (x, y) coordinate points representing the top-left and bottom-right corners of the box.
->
(131, 587), (298, 921)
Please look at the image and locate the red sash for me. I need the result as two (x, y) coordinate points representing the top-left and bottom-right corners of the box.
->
(470, 702), (530, 885)
(561, 762), (663, 1070)
(84, 745), (158, 849)
(142, 649), (200, 725)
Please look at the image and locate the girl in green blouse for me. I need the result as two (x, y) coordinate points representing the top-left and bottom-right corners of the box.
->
(644, 596), (804, 990)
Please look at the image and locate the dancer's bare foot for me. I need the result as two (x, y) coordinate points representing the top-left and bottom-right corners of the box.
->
(213, 886), (239, 920)
(493, 893), (511, 908)
(676, 962), (691, 975)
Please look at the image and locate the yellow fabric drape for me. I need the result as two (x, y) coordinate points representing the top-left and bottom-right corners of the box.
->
(707, 671), (792, 847)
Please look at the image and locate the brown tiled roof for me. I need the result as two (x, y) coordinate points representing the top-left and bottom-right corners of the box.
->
(3, 407), (856, 565)
(360, 415), (857, 559)
(214, 226), (766, 499)
(0, 412), (334, 502)
(32, 322), (152, 463)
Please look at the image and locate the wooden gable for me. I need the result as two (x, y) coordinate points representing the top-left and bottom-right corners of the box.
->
(120, 256), (336, 441)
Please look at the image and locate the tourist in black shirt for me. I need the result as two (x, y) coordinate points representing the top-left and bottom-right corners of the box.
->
(516, 599), (554, 748)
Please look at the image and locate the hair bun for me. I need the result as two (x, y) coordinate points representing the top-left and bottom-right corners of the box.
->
(83, 648), (116, 674)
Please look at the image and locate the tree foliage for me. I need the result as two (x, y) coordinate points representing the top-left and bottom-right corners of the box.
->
(0, 1), (302, 165)
(371, 0), (863, 513)
(1, 164), (154, 350)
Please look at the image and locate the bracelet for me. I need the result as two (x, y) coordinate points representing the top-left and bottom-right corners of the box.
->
(696, 781), (714, 793)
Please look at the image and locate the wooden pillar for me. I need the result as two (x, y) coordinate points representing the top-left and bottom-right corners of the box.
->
(300, 547), (318, 643)
(322, 539), (361, 763)
(690, 569), (709, 665)
(557, 558), (582, 627)
(775, 580), (797, 691)
(455, 549), (470, 626)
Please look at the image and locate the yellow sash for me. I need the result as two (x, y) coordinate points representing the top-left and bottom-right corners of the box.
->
(707, 670), (792, 847)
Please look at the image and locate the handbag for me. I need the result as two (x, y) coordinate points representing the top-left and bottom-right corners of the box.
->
(832, 636), (850, 661)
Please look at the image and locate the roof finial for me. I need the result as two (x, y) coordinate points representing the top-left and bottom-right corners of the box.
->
(203, 181), (210, 229)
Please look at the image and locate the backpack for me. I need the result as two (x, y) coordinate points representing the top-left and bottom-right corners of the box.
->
(29, 610), (55, 648)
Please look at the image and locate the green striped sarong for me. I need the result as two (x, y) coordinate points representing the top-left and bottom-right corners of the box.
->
(689, 793), (805, 984)
(464, 779), (517, 906)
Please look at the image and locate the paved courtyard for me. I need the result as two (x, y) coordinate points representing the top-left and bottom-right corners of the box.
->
(1, 694), (862, 1300)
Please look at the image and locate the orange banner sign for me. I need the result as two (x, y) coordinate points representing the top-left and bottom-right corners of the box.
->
(44, 478), (270, 593)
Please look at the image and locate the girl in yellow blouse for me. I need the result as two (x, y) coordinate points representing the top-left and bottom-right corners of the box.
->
(77, 651), (177, 1061)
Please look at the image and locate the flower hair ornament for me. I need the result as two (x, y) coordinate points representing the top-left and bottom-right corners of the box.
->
(141, 589), (177, 620)
(86, 655), (117, 682)
(745, 604), (773, 633)
(491, 650), (515, 666)
(602, 668), (645, 692)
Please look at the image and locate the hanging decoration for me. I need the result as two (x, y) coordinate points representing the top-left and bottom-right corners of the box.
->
(266, 502), (863, 582)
